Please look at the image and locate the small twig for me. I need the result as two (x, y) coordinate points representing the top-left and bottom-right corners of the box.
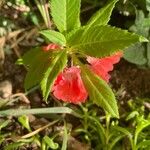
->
(37, 0), (49, 28)
(10, 33), (27, 58)
(25, 85), (40, 96)
(11, 33), (27, 49)
(21, 120), (59, 138)
(0, 29), (25, 58)
(10, 93), (30, 104)
(0, 37), (5, 66)
(6, 29), (25, 40)
(43, 0), (51, 28)
(144, 102), (150, 110)
(81, 4), (100, 13)
(12, 44), (21, 58)
(5, 86), (39, 106)
(25, 27), (38, 40)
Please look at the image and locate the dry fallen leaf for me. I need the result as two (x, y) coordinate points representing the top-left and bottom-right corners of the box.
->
(0, 37), (5, 69)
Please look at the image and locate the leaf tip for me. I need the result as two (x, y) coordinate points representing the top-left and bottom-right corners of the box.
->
(111, 109), (119, 118)
(16, 58), (23, 65)
(139, 36), (149, 42)
(115, 112), (120, 119)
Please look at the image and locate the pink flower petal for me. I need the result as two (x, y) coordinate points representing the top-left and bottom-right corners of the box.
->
(42, 44), (60, 51)
(87, 52), (123, 82)
(53, 67), (88, 104)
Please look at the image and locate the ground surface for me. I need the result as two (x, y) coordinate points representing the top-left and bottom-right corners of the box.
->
(1, 54), (150, 105)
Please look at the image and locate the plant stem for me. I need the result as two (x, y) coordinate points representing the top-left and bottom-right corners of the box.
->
(34, 0), (50, 28)
(105, 113), (111, 149)
(43, 0), (51, 28)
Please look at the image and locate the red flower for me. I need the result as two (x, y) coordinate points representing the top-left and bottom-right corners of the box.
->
(52, 67), (88, 104)
(87, 52), (123, 82)
(42, 44), (60, 51)
(42, 44), (122, 103)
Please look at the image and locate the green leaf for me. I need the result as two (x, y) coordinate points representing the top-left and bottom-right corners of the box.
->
(126, 111), (139, 121)
(146, 0), (150, 12)
(66, 26), (85, 46)
(22, 48), (41, 68)
(40, 30), (66, 46)
(22, 48), (56, 90)
(112, 126), (132, 137)
(134, 118), (150, 145)
(80, 65), (119, 118)
(89, 116), (105, 145)
(67, 25), (147, 58)
(51, 0), (81, 32)
(18, 115), (31, 132)
(43, 136), (59, 149)
(137, 140), (150, 149)
(124, 10), (150, 67)
(124, 43), (147, 66)
(87, 0), (118, 26)
(131, 10), (149, 38)
(5, 142), (25, 150)
(41, 50), (67, 100)
(109, 134), (125, 150)
(0, 120), (10, 130)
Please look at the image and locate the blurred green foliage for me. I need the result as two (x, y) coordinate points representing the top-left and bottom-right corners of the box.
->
(124, 2), (150, 68)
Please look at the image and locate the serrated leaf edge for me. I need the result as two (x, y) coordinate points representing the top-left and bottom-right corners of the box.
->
(41, 50), (67, 100)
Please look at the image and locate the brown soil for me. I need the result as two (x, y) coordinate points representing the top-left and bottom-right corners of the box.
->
(111, 59), (150, 100)
(2, 54), (150, 103)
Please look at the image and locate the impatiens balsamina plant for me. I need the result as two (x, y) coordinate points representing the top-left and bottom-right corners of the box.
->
(21, 0), (147, 118)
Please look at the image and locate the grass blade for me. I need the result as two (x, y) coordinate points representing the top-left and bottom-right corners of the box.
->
(0, 107), (81, 118)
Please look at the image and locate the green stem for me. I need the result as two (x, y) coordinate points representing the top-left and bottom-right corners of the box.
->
(43, 0), (51, 28)
(88, 116), (105, 145)
(79, 104), (88, 130)
(34, 0), (49, 28)
(61, 120), (68, 150)
(105, 113), (111, 149)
